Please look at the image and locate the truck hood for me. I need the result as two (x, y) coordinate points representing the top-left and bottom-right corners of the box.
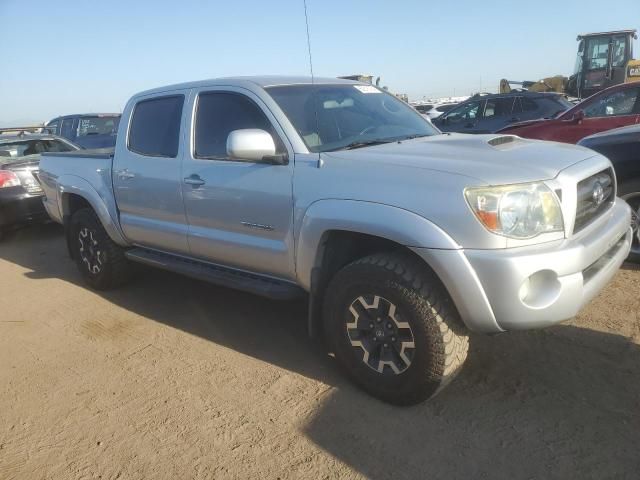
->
(324, 133), (596, 185)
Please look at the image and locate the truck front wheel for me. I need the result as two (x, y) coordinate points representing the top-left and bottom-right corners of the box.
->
(323, 252), (469, 405)
(70, 208), (131, 290)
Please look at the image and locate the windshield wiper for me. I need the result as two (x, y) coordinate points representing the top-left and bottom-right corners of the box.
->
(331, 139), (393, 151)
(397, 133), (431, 141)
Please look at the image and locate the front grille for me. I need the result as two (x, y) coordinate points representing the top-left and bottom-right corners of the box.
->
(573, 168), (615, 234)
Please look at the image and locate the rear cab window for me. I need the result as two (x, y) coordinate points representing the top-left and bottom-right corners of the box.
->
(128, 95), (184, 157)
(77, 116), (120, 137)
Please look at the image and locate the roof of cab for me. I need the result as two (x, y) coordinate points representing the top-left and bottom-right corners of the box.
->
(134, 75), (361, 98)
(49, 113), (121, 122)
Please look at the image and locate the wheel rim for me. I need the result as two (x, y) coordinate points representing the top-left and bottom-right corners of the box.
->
(346, 295), (415, 375)
(621, 193), (640, 256)
(78, 227), (103, 275)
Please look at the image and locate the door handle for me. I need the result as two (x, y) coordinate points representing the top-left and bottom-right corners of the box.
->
(509, 117), (520, 122)
(115, 169), (135, 179)
(184, 175), (205, 187)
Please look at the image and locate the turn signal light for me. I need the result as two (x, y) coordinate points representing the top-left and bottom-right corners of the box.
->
(0, 170), (20, 188)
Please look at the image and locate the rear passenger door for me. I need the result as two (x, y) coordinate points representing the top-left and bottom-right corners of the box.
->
(112, 91), (191, 254)
(478, 97), (516, 133)
(181, 87), (296, 280)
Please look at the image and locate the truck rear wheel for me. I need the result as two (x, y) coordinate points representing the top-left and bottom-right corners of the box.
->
(323, 252), (469, 405)
(70, 208), (131, 290)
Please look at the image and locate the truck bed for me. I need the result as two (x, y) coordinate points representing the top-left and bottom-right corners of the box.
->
(44, 147), (114, 159)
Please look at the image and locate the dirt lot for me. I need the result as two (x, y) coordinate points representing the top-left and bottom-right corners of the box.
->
(0, 223), (639, 479)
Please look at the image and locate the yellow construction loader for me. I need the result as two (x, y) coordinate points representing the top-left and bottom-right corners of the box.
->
(501, 30), (640, 98)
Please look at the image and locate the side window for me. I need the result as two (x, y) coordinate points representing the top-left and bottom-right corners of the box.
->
(519, 97), (539, 112)
(482, 98), (515, 118)
(45, 119), (59, 135)
(583, 88), (639, 118)
(128, 95), (184, 157)
(585, 37), (610, 71)
(611, 35), (627, 68)
(195, 92), (281, 160)
(444, 101), (483, 124)
(60, 118), (75, 139)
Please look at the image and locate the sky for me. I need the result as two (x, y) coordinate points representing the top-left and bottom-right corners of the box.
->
(1, 0), (638, 125)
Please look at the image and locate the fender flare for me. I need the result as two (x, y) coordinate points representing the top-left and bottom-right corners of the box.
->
(57, 175), (129, 246)
(295, 199), (460, 290)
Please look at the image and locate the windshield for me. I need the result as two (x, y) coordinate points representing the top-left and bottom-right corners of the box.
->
(440, 100), (483, 124)
(266, 84), (439, 152)
(0, 139), (74, 162)
(77, 116), (120, 137)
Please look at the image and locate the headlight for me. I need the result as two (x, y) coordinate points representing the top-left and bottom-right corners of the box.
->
(465, 182), (563, 239)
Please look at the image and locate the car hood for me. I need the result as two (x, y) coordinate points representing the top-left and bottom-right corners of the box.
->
(324, 133), (597, 185)
(579, 123), (640, 143)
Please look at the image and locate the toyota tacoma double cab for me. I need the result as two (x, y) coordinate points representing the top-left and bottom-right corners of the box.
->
(39, 76), (633, 405)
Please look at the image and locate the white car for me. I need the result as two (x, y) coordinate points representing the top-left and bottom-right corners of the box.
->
(415, 103), (459, 120)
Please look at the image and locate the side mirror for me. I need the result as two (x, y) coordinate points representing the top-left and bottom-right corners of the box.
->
(573, 109), (585, 123)
(226, 129), (287, 164)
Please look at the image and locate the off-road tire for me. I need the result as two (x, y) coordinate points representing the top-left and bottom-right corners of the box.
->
(70, 208), (131, 290)
(323, 251), (469, 405)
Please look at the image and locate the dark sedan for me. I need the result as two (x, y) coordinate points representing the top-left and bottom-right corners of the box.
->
(578, 124), (640, 261)
(432, 91), (572, 134)
(0, 134), (79, 239)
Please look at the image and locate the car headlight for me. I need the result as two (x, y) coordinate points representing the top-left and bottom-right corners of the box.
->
(465, 182), (563, 239)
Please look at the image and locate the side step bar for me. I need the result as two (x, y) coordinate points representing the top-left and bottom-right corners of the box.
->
(125, 248), (304, 301)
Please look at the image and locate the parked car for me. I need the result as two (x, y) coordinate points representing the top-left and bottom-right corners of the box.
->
(578, 124), (640, 261)
(498, 82), (640, 143)
(415, 103), (458, 120)
(432, 91), (572, 134)
(45, 113), (120, 149)
(39, 76), (632, 405)
(0, 133), (79, 239)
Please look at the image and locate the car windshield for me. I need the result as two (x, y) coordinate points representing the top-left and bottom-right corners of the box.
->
(548, 96), (574, 118)
(266, 84), (439, 152)
(77, 116), (120, 137)
(0, 139), (74, 162)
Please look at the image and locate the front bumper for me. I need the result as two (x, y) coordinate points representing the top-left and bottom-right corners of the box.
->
(413, 198), (632, 333)
(0, 187), (48, 229)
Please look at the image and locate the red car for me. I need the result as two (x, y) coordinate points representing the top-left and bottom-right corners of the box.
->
(498, 82), (640, 144)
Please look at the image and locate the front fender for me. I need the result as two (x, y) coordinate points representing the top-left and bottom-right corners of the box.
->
(58, 174), (129, 246)
(295, 199), (460, 290)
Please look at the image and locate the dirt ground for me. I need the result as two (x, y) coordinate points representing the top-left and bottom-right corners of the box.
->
(0, 223), (639, 480)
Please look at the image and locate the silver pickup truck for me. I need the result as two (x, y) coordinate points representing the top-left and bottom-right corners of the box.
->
(39, 76), (632, 405)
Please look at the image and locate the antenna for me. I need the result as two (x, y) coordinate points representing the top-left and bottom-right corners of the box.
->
(302, 0), (323, 167)
(303, 0), (314, 82)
